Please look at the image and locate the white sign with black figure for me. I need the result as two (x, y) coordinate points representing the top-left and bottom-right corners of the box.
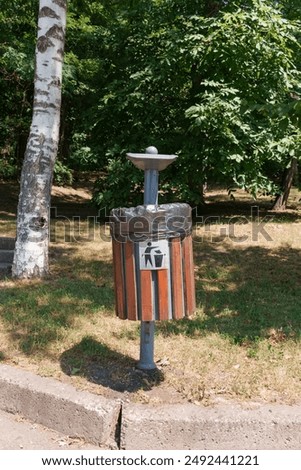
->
(139, 239), (169, 270)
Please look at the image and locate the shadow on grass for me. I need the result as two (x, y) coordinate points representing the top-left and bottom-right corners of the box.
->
(0, 181), (19, 215)
(1, 232), (300, 358)
(60, 336), (164, 393)
(157, 241), (301, 345)
(195, 199), (301, 223)
(0, 250), (116, 354)
(0, 213), (17, 221)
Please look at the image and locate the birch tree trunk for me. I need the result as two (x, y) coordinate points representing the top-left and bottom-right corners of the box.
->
(12, 0), (67, 278)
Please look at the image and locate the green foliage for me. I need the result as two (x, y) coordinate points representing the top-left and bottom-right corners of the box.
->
(68, 133), (100, 170)
(0, 1), (37, 171)
(0, 156), (18, 180)
(93, 155), (143, 210)
(1, 0), (301, 202)
(53, 161), (73, 186)
(89, 0), (301, 206)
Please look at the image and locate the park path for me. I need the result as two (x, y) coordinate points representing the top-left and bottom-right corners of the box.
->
(0, 409), (99, 450)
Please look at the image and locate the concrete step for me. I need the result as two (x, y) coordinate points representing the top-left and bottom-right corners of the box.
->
(0, 237), (15, 250)
(0, 263), (12, 277)
(0, 250), (14, 264)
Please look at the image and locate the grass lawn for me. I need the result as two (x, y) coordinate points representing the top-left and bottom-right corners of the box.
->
(0, 181), (301, 405)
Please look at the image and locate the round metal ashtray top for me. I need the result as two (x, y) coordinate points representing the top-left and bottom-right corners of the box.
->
(126, 153), (177, 171)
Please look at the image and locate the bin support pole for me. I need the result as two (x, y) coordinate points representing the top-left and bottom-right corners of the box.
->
(138, 321), (156, 370)
(144, 169), (158, 206)
(137, 147), (158, 370)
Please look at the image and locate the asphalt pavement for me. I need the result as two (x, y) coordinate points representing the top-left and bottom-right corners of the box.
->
(0, 409), (99, 450)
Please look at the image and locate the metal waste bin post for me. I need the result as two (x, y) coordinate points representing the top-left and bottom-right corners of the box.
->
(110, 146), (196, 370)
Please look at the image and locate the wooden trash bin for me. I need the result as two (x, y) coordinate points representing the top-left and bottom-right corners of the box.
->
(110, 203), (196, 321)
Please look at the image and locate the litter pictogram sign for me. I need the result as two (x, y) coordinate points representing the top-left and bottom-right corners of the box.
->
(139, 240), (169, 270)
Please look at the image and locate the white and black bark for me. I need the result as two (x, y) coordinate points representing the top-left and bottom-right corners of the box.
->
(12, 0), (67, 278)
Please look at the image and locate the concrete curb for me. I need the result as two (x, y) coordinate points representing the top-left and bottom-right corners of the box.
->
(0, 364), (121, 447)
(121, 402), (301, 450)
(0, 237), (15, 250)
(0, 250), (14, 263)
(1, 364), (301, 449)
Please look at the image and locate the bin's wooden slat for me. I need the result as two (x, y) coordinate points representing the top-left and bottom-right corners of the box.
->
(140, 270), (153, 321)
(157, 269), (169, 320)
(124, 241), (138, 320)
(182, 235), (196, 316)
(112, 240), (126, 318)
(171, 238), (184, 319)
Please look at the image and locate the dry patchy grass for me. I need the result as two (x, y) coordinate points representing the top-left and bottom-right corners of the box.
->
(0, 181), (301, 406)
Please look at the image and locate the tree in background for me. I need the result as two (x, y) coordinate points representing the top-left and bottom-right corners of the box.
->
(185, 0), (301, 207)
(91, 0), (301, 209)
(1, 0), (301, 214)
(0, 1), (38, 178)
(12, 0), (67, 278)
